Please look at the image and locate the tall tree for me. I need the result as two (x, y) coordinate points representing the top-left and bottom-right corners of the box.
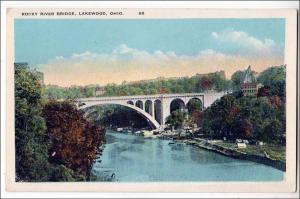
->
(43, 101), (105, 178)
(197, 76), (213, 91)
(257, 65), (285, 86)
(166, 110), (186, 129)
(231, 70), (245, 90)
(15, 63), (50, 181)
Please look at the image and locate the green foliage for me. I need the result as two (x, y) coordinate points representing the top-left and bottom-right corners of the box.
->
(269, 81), (285, 97)
(187, 98), (202, 114)
(197, 76), (213, 91)
(166, 110), (187, 129)
(49, 165), (77, 182)
(43, 71), (231, 99)
(47, 164), (87, 182)
(15, 63), (50, 181)
(257, 65), (285, 86)
(231, 70), (245, 89)
(261, 118), (283, 144)
(198, 65), (286, 144)
(43, 85), (98, 100)
(15, 64), (105, 182)
(190, 110), (204, 127)
(257, 66), (286, 97)
(207, 71), (231, 91)
(202, 95), (240, 139)
(201, 93), (285, 144)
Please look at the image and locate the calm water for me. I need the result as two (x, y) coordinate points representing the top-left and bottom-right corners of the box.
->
(91, 130), (284, 182)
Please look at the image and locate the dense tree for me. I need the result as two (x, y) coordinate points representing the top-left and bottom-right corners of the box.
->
(257, 86), (270, 97)
(43, 71), (231, 99)
(257, 66), (286, 98)
(159, 87), (168, 94)
(202, 95), (240, 139)
(261, 118), (283, 144)
(207, 71), (230, 91)
(257, 65), (285, 86)
(198, 76), (213, 91)
(239, 119), (253, 139)
(231, 70), (245, 89)
(42, 101), (105, 179)
(201, 93), (285, 144)
(268, 96), (283, 108)
(15, 63), (51, 181)
(166, 110), (186, 129)
(190, 110), (204, 127)
(187, 98), (203, 114)
(269, 80), (285, 97)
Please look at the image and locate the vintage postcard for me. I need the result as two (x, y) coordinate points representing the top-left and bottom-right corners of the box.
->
(4, 8), (298, 193)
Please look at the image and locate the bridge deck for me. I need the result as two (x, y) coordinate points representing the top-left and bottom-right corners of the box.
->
(76, 92), (224, 102)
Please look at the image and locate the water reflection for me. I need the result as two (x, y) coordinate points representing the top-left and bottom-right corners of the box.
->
(91, 130), (284, 182)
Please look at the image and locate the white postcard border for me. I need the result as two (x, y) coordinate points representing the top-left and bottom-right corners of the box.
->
(3, 7), (298, 193)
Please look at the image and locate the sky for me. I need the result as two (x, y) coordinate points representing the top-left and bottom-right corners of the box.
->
(15, 19), (285, 87)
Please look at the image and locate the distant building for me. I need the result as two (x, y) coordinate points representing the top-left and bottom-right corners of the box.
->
(241, 65), (263, 96)
(94, 87), (105, 96)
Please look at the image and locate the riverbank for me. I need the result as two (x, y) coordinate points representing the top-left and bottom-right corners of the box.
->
(91, 130), (284, 182)
(113, 128), (286, 172)
(177, 139), (286, 171)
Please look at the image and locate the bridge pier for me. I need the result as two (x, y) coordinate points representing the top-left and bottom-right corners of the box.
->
(151, 101), (155, 117)
(161, 98), (170, 126)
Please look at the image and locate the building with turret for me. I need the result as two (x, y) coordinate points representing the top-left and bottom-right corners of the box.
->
(241, 65), (263, 96)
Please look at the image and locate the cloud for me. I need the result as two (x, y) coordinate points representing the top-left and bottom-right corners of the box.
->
(39, 43), (284, 87)
(49, 44), (180, 65)
(197, 49), (227, 59)
(211, 29), (283, 58)
(55, 56), (64, 60)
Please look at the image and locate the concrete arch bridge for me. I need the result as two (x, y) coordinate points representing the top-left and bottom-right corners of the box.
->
(75, 92), (226, 129)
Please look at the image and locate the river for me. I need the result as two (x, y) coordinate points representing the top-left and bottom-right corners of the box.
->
(91, 130), (284, 182)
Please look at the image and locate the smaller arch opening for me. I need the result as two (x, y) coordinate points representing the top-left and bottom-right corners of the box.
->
(154, 99), (162, 124)
(135, 100), (143, 110)
(127, 100), (134, 105)
(145, 100), (153, 116)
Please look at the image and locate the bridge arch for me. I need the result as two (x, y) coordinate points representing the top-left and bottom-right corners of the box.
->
(135, 100), (143, 110)
(78, 101), (160, 129)
(154, 99), (162, 124)
(127, 100), (134, 105)
(170, 98), (186, 114)
(75, 91), (227, 128)
(187, 97), (203, 113)
(145, 100), (153, 116)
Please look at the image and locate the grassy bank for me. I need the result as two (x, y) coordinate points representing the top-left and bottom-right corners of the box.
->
(180, 139), (286, 171)
(214, 142), (285, 163)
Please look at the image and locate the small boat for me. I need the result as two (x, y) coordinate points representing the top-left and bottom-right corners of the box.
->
(168, 142), (175, 145)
